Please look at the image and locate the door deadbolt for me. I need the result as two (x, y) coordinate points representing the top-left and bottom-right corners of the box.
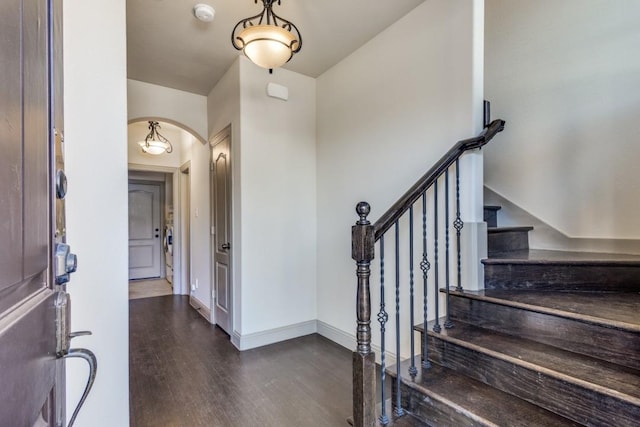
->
(55, 243), (78, 285)
(56, 170), (68, 199)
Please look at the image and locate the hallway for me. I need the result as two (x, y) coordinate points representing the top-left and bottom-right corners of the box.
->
(129, 296), (353, 426)
(129, 279), (173, 300)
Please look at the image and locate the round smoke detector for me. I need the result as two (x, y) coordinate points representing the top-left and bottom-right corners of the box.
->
(194, 4), (215, 22)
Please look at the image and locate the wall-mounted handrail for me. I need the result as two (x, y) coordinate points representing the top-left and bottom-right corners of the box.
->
(373, 119), (505, 241)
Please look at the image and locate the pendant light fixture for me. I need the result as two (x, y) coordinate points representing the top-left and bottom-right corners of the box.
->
(231, 0), (302, 70)
(138, 121), (173, 155)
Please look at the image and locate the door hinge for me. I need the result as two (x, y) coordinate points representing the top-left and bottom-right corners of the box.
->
(211, 226), (215, 235)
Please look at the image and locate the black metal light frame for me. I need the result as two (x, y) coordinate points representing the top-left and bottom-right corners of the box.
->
(231, 0), (302, 60)
(141, 121), (173, 154)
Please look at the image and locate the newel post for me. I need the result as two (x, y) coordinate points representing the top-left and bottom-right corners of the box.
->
(352, 202), (376, 427)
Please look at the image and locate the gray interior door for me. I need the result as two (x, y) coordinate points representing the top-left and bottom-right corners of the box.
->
(211, 132), (232, 334)
(0, 0), (68, 425)
(128, 182), (162, 280)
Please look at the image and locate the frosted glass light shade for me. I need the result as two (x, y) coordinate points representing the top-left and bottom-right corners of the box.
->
(236, 25), (299, 69)
(139, 140), (170, 155)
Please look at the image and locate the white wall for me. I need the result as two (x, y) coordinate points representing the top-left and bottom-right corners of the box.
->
(187, 126), (212, 308)
(485, 0), (640, 240)
(316, 0), (482, 347)
(63, 0), (129, 425)
(127, 79), (208, 141)
(207, 60), (241, 141)
(238, 58), (317, 341)
(207, 57), (317, 349)
(485, 187), (640, 255)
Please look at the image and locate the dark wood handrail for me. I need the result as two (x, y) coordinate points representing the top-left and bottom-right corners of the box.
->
(373, 119), (505, 240)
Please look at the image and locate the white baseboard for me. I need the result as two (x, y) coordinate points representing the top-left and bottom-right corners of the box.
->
(228, 319), (401, 368)
(231, 331), (242, 350)
(189, 296), (212, 323)
(316, 320), (355, 351)
(317, 320), (397, 367)
(231, 320), (317, 351)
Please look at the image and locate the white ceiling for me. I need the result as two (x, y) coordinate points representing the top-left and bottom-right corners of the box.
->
(127, 0), (425, 95)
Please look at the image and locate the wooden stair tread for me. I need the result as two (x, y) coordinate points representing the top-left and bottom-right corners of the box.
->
(482, 250), (640, 292)
(389, 362), (580, 426)
(417, 321), (640, 402)
(484, 249), (640, 265)
(450, 289), (640, 332)
(384, 414), (429, 427)
(347, 412), (429, 427)
(446, 289), (640, 370)
(487, 226), (533, 234)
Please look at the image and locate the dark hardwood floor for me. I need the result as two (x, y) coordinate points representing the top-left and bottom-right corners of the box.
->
(129, 296), (353, 427)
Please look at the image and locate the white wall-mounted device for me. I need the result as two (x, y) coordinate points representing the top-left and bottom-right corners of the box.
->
(266, 83), (289, 101)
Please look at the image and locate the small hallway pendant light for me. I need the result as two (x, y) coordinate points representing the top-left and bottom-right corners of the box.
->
(138, 121), (173, 155)
(231, 0), (302, 70)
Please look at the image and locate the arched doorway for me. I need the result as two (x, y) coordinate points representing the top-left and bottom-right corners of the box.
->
(127, 118), (204, 298)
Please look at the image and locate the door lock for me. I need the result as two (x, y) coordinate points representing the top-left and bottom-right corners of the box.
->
(56, 170), (68, 199)
(221, 243), (231, 250)
(55, 243), (78, 285)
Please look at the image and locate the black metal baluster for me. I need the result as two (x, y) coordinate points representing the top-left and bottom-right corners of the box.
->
(377, 236), (389, 425)
(420, 192), (431, 369)
(454, 159), (464, 292)
(444, 171), (453, 329)
(408, 207), (417, 377)
(433, 182), (441, 333)
(394, 221), (405, 417)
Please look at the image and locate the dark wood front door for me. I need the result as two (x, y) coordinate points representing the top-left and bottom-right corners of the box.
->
(0, 0), (70, 425)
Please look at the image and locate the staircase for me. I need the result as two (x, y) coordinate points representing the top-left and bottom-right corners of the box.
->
(385, 208), (640, 426)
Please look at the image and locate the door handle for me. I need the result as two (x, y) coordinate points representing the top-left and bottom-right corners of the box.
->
(55, 291), (96, 427)
(62, 348), (97, 427)
(221, 243), (231, 250)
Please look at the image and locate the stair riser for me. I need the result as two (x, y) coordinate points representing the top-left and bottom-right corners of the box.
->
(487, 230), (529, 253)
(448, 296), (640, 370)
(427, 335), (640, 426)
(484, 263), (640, 292)
(393, 382), (492, 427)
(483, 207), (499, 228)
